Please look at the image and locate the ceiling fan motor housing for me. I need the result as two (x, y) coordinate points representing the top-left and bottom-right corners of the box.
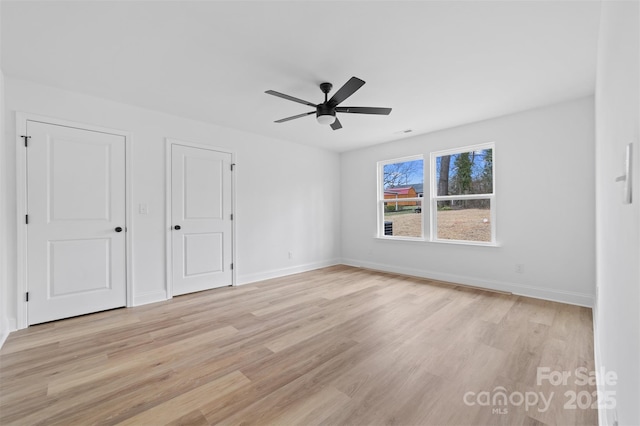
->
(316, 103), (336, 119)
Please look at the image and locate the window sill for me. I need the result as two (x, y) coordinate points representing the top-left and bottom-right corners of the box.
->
(430, 238), (500, 248)
(375, 236), (426, 242)
(375, 236), (501, 247)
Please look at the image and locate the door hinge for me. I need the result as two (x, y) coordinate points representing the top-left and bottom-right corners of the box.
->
(230, 213), (233, 221)
(25, 292), (29, 302)
(21, 135), (31, 147)
(230, 263), (234, 270)
(25, 214), (29, 224)
(231, 163), (236, 171)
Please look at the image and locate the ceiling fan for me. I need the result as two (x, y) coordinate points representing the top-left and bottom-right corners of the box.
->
(265, 76), (392, 130)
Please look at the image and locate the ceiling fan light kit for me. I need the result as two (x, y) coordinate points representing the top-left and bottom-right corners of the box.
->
(265, 76), (392, 131)
(316, 113), (336, 126)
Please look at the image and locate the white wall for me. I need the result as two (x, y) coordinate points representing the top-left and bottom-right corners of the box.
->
(594, 1), (640, 425)
(2, 78), (341, 327)
(0, 0), (11, 346)
(0, 69), (5, 343)
(0, 72), (11, 346)
(341, 97), (595, 306)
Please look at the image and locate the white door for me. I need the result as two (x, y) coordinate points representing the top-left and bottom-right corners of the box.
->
(171, 144), (233, 296)
(26, 121), (127, 325)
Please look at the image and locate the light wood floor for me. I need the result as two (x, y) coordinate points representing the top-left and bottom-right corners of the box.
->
(0, 265), (596, 425)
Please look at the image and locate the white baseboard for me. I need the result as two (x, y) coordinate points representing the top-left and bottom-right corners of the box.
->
(0, 317), (17, 350)
(0, 331), (8, 350)
(237, 258), (341, 286)
(593, 311), (607, 426)
(132, 290), (168, 306)
(592, 305), (614, 426)
(341, 258), (594, 307)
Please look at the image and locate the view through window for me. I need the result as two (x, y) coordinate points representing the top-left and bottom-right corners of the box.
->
(379, 157), (424, 238)
(432, 144), (494, 243)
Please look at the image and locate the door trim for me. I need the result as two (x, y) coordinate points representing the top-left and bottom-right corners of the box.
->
(15, 112), (134, 329)
(165, 138), (236, 298)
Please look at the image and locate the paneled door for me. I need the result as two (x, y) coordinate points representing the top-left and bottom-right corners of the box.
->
(26, 121), (127, 325)
(171, 144), (233, 296)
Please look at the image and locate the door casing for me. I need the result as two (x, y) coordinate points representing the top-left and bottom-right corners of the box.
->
(165, 138), (236, 298)
(15, 112), (134, 330)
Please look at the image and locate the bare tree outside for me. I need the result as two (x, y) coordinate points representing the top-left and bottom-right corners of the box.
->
(383, 160), (422, 188)
(437, 155), (451, 206)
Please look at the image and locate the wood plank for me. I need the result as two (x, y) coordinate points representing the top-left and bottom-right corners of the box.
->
(117, 370), (250, 426)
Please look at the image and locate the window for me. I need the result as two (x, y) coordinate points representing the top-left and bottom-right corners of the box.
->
(378, 156), (424, 239)
(431, 143), (495, 244)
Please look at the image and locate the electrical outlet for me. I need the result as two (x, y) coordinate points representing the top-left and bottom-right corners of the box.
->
(515, 264), (524, 274)
(138, 203), (148, 215)
(288, 251), (293, 260)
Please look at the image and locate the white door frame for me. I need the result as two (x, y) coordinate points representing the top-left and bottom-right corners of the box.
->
(165, 138), (236, 298)
(15, 112), (134, 330)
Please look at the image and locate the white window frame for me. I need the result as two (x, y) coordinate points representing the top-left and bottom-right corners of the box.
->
(377, 155), (426, 240)
(429, 142), (496, 246)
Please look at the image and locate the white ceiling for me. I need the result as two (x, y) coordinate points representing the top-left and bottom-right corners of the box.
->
(1, 1), (601, 152)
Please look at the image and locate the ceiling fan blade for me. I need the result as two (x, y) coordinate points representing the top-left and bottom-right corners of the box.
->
(274, 111), (315, 123)
(328, 77), (365, 107)
(265, 90), (317, 107)
(335, 106), (392, 115)
(331, 117), (343, 130)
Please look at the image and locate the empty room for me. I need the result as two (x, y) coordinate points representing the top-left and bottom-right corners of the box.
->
(0, 1), (638, 425)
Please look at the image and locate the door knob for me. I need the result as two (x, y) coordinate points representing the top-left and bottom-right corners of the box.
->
(174, 225), (181, 230)
(115, 227), (123, 232)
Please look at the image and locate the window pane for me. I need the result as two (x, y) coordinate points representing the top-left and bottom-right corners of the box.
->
(383, 159), (424, 195)
(383, 200), (422, 238)
(436, 148), (492, 196)
(436, 201), (491, 242)
(381, 158), (423, 238)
